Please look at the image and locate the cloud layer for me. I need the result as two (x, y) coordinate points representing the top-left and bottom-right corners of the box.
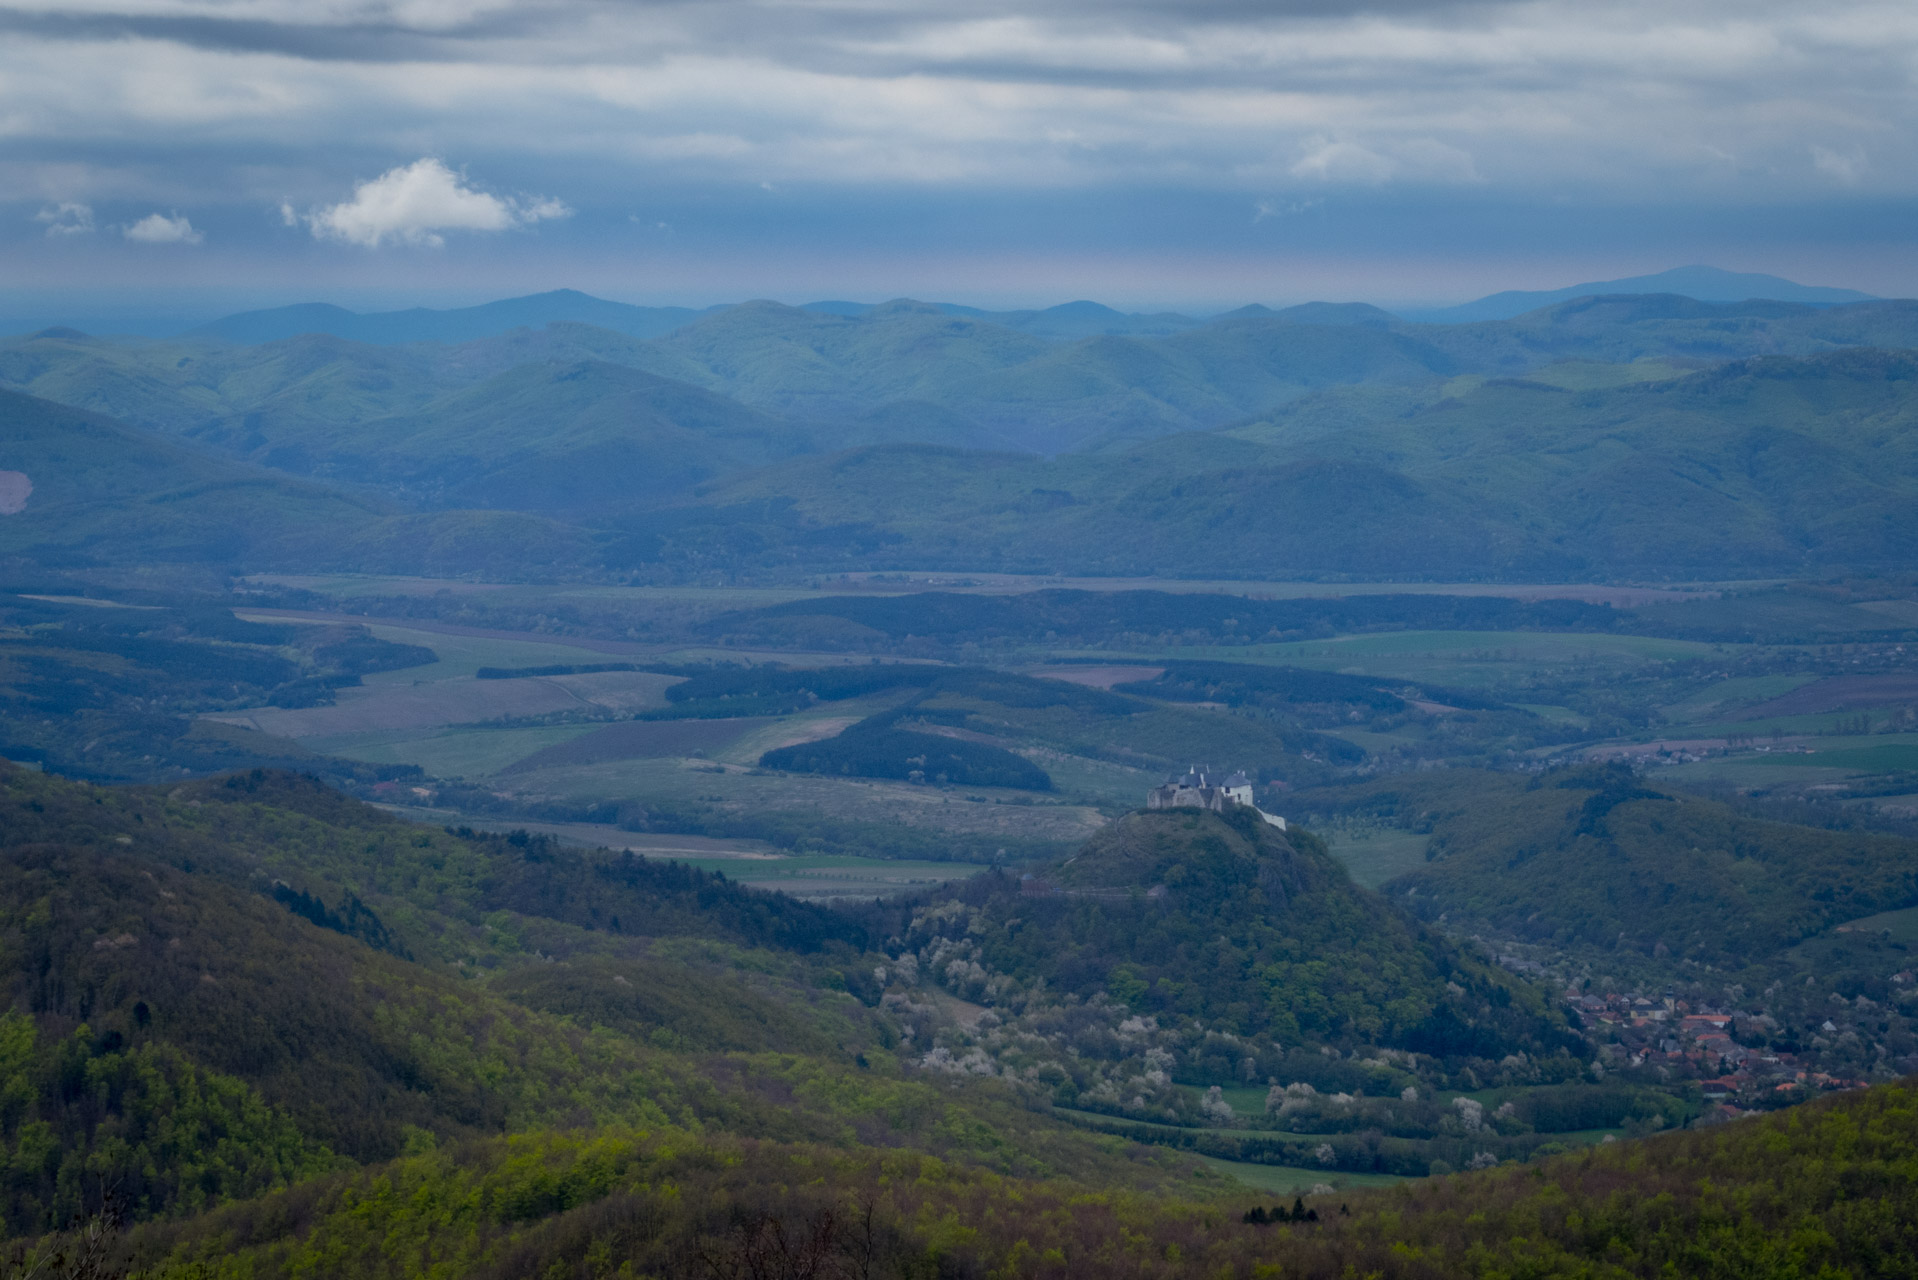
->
(3, 0), (1914, 300)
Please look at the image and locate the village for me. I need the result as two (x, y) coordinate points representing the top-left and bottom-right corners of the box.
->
(1565, 988), (1873, 1110)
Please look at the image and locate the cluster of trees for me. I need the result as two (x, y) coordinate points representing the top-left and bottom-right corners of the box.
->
(759, 720), (1052, 790)
(1244, 1198), (1322, 1224)
(706, 588), (1625, 651)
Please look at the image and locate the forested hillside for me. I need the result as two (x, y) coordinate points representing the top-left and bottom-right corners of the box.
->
(1314, 764), (1918, 964)
(0, 762), (1164, 1238)
(32, 1039), (1918, 1277)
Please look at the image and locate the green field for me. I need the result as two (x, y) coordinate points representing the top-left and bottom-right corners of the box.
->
(505, 754), (1106, 843)
(1811, 742), (1918, 772)
(1832, 905), (1918, 944)
(1195, 1155), (1414, 1195)
(1014, 748), (1159, 805)
(1659, 734), (1918, 787)
(1084, 630), (1719, 690)
(307, 723), (600, 778)
(359, 624), (642, 682)
(1660, 673), (1821, 722)
(1833, 905), (1918, 948)
(1055, 1108), (1326, 1143)
(1322, 825), (1432, 889)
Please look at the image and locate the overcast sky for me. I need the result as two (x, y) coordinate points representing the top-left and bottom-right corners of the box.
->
(5, 0), (1916, 317)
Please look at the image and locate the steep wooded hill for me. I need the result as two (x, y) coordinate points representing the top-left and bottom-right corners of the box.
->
(913, 807), (1576, 1056)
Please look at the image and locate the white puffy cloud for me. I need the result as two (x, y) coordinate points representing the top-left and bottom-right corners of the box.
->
(123, 212), (203, 243)
(35, 202), (95, 236)
(299, 158), (571, 247)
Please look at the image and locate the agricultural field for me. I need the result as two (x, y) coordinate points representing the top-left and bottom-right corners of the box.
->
(1129, 629), (1721, 689)
(143, 580), (1916, 903)
(1317, 822), (1432, 889)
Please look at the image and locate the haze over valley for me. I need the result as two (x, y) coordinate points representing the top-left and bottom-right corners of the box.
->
(7, 1), (1918, 1275)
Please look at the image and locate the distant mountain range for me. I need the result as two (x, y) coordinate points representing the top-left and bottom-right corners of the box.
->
(152, 266), (1881, 349)
(189, 289), (715, 345)
(1399, 265), (1879, 323)
(5, 282), (1918, 582)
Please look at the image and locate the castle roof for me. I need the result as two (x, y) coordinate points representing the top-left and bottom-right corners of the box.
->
(1163, 765), (1252, 790)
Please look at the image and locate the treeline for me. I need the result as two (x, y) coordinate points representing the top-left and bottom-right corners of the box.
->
(704, 588), (1626, 650)
(426, 782), (1068, 863)
(455, 825), (873, 953)
(1116, 661), (1414, 712)
(634, 659), (1140, 721)
(641, 662), (935, 719)
(475, 662), (640, 679)
(759, 722), (1051, 790)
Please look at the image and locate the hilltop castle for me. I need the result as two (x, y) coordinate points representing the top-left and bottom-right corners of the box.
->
(1147, 765), (1286, 829)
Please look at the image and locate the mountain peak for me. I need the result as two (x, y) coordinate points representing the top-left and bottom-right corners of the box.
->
(1407, 265), (1880, 324)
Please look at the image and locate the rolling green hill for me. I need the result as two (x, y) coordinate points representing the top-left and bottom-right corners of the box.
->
(0, 388), (391, 566)
(1311, 764), (1918, 965)
(0, 762), (1177, 1237)
(0, 389), (625, 577)
(644, 298), (1053, 440)
(227, 359), (811, 511)
(684, 348), (1918, 579)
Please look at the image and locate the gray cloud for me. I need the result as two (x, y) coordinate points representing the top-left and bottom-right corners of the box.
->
(35, 201), (94, 235)
(1, 0), (1911, 300)
(0, 5), (560, 61)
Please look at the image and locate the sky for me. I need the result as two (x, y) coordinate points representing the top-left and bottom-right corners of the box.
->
(4, 0), (1917, 323)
